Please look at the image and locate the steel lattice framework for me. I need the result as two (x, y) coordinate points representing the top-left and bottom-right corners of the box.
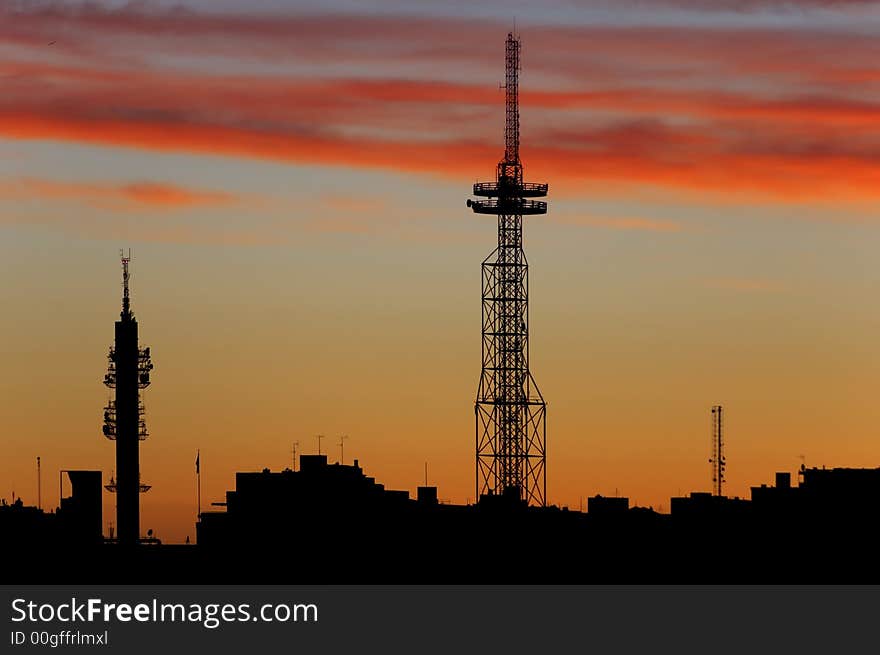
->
(467, 33), (548, 506)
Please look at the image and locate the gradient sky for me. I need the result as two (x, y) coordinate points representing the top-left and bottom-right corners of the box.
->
(1, 0), (879, 543)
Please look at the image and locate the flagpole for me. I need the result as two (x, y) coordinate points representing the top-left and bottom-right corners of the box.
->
(196, 449), (201, 519)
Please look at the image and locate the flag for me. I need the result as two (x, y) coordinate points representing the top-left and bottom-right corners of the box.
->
(195, 450), (200, 475)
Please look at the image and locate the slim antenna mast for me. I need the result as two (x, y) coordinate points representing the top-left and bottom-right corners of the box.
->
(338, 434), (349, 465)
(710, 405), (726, 496)
(120, 249), (131, 318)
(504, 33), (520, 167)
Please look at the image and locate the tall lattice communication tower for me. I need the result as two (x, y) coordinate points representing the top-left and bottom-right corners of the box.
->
(467, 33), (548, 506)
(710, 405), (725, 497)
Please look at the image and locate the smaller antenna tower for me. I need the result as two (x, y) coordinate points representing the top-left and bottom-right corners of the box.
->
(710, 405), (726, 496)
(338, 434), (349, 465)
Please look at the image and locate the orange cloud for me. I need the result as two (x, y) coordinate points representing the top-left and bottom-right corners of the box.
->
(3, 108), (879, 204)
(2, 5), (879, 204)
(4, 57), (878, 130)
(1, 178), (238, 211)
(119, 182), (235, 208)
(3, 4), (876, 85)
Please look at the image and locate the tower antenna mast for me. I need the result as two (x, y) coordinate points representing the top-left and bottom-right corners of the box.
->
(338, 434), (349, 465)
(121, 249), (131, 318)
(102, 251), (153, 545)
(710, 405), (726, 497)
(467, 33), (549, 506)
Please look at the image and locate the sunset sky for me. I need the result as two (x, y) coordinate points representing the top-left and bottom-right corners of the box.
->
(2, 0), (879, 543)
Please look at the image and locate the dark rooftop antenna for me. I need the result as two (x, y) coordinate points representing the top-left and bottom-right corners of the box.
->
(710, 405), (726, 497)
(292, 441), (299, 471)
(196, 449), (201, 519)
(467, 32), (548, 507)
(36, 456), (41, 510)
(338, 434), (349, 465)
(316, 434), (324, 456)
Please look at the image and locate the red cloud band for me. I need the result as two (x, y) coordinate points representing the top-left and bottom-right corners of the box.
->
(2, 4), (878, 202)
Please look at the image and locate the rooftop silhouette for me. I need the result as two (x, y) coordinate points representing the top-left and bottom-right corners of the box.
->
(4, 456), (880, 583)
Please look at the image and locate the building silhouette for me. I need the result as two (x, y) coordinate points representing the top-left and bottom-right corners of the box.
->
(58, 470), (103, 545)
(0, 470), (102, 550)
(4, 455), (880, 583)
(751, 466), (880, 524)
